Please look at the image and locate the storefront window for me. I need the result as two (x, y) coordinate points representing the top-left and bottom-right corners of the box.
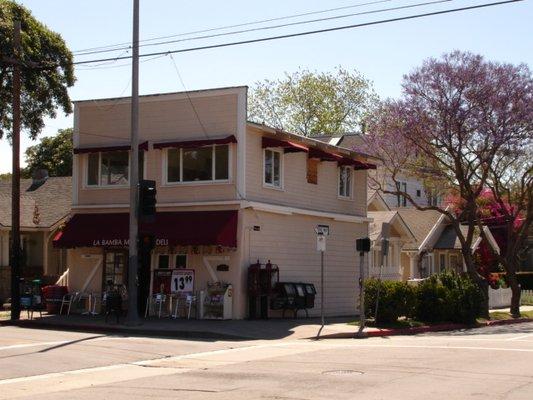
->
(86, 151), (129, 186)
(175, 254), (187, 268)
(166, 145), (229, 183)
(158, 254), (170, 269)
(104, 251), (127, 286)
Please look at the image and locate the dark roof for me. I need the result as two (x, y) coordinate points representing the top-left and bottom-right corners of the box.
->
(434, 224), (477, 250)
(0, 177), (71, 229)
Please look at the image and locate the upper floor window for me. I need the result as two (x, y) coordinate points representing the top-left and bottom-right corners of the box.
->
(87, 151), (129, 186)
(396, 181), (407, 207)
(166, 144), (229, 184)
(338, 166), (352, 198)
(263, 149), (282, 188)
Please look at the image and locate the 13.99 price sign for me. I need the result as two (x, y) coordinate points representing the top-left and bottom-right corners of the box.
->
(171, 269), (194, 294)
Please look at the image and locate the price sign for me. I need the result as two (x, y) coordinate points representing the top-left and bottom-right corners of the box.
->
(171, 269), (194, 294)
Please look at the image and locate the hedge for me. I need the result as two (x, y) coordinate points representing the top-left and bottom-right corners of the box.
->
(364, 271), (483, 325)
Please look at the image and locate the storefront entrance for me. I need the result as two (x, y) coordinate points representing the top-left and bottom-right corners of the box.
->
(103, 250), (128, 288)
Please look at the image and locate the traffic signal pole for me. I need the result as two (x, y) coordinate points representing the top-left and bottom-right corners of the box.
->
(126, 0), (141, 325)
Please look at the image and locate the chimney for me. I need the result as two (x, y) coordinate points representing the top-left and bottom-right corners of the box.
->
(27, 169), (49, 191)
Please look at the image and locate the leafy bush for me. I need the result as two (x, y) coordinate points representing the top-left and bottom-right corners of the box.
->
(364, 279), (416, 324)
(414, 271), (483, 324)
(365, 271), (483, 325)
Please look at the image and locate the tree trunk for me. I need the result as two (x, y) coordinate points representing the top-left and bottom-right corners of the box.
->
(478, 278), (490, 320)
(506, 270), (521, 318)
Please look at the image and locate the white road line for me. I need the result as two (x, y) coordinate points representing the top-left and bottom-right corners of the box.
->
(0, 341), (70, 351)
(506, 333), (533, 341)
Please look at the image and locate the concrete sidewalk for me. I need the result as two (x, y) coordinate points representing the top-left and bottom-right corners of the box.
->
(1, 313), (365, 341)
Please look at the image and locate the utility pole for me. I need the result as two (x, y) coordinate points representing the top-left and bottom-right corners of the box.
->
(126, 0), (141, 325)
(10, 21), (22, 321)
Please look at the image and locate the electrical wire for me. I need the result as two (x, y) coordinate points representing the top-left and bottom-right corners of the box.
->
(72, 0), (394, 54)
(74, 0), (447, 57)
(69, 0), (522, 67)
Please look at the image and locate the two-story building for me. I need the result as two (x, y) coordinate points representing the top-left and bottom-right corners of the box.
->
(53, 86), (376, 319)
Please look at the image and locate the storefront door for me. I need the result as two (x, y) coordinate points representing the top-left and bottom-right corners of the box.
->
(103, 250), (128, 288)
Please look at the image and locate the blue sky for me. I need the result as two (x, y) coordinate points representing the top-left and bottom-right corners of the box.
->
(1, 0), (531, 173)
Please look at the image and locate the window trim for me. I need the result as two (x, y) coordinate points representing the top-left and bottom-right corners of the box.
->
(84, 151), (133, 189)
(262, 148), (284, 190)
(337, 165), (353, 199)
(163, 144), (232, 186)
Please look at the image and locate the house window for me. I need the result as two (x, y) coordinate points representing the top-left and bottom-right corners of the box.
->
(396, 181), (407, 207)
(416, 189), (421, 197)
(175, 254), (187, 269)
(166, 145), (229, 184)
(263, 149), (282, 188)
(439, 253), (446, 272)
(87, 151), (129, 186)
(338, 166), (352, 198)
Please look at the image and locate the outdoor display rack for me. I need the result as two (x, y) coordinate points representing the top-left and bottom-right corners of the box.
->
(200, 282), (233, 320)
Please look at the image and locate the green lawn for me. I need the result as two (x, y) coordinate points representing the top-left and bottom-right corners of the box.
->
(483, 310), (533, 321)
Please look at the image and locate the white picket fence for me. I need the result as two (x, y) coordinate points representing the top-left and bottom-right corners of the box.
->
(489, 287), (512, 309)
(522, 289), (533, 305)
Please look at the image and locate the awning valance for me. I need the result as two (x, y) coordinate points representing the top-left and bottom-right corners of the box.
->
(308, 148), (343, 162)
(53, 210), (238, 248)
(153, 135), (237, 150)
(338, 157), (377, 170)
(74, 141), (149, 154)
(262, 137), (309, 153)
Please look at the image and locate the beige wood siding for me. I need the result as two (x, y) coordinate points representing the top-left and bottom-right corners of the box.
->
(245, 129), (367, 216)
(75, 90), (243, 206)
(243, 209), (368, 317)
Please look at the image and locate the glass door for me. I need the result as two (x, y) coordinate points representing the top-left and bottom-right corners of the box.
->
(103, 250), (128, 287)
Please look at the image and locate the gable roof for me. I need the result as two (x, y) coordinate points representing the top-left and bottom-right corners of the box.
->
(0, 177), (72, 229)
(396, 209), (442, 251)
(368, 211), (416, 242)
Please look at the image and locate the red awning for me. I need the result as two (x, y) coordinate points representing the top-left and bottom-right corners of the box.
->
(53, 210), (238, 248)
(153, 135), (237, 150)
(73, 141), (149, 154)
(261, 137), (309, 153)
(338, 157), (377, 170)
(308, 148), (343, 162)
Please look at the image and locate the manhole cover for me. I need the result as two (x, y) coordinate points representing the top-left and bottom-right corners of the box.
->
(322, 370), (364, 376)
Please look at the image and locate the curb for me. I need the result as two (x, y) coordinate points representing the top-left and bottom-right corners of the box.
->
(316, 318), (533, 339)
(0, 319), (251, 341)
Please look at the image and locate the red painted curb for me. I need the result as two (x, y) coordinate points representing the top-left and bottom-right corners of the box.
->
(317, 318), (533, 339)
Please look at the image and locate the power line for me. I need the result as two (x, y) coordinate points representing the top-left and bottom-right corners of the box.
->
(73, 0), (454, 58)
(72, 0), (394, 55)
(70, 0), (522, 67)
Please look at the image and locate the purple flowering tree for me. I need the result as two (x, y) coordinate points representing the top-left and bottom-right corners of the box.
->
(362, 51), (533, 317)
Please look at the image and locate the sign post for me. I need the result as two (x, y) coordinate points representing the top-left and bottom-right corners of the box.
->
(355, 237), (371, 338)
(315, 224), (329, 339)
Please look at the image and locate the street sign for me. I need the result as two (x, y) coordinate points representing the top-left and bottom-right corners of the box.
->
(317, 234), (327, 252)
(315, 224), (330, 236)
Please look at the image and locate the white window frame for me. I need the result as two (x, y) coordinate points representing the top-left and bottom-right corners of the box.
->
(84, 151), (132, 189)
(262, 148), (284, 190)
(337, 165), (353, 199)
(163, 144), (232, 186)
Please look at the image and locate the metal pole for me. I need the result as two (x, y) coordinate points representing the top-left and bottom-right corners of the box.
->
(374, 255), (384, 323)
(10, 21), (21, 321)
(126, 0), (140, 325)
(321, 250), (325, 327)
(356, 251), (367, 338)
(316, 249), (325, 339)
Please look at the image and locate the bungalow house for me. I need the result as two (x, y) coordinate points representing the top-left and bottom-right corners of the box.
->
(53, 86), (377, 319)
(0, 173), (70, 302)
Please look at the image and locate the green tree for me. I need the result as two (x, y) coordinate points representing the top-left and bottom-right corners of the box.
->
(0, 0), (75, 140)
(249, 67), (376, 136)
(23, 128), (72, 177)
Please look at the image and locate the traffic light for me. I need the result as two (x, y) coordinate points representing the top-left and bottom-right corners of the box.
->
(138, 233), (156, 254)
(139, 179), (157, 222)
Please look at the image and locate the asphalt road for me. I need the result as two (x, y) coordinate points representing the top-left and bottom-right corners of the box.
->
(0, 322), (532, 399)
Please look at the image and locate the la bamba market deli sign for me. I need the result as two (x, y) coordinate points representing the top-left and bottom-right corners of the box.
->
(92, 238), (169, 247)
